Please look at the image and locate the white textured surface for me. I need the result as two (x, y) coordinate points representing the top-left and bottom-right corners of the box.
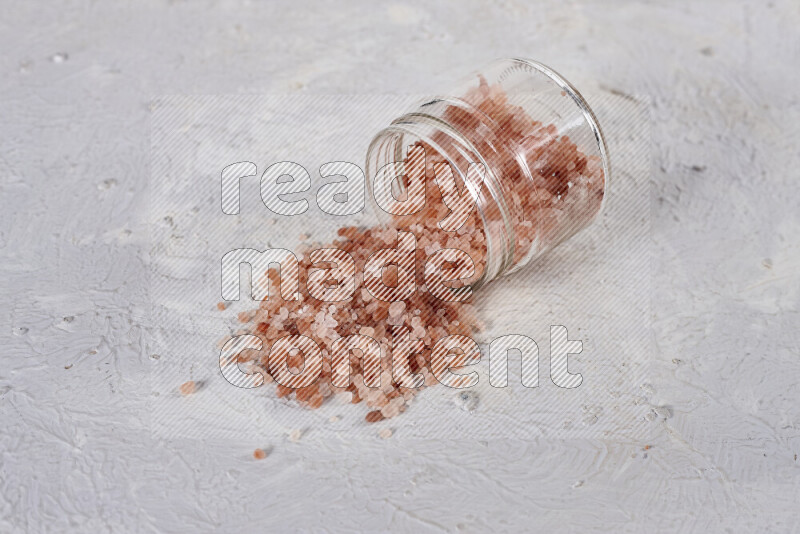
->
(2, 1), (799, 532)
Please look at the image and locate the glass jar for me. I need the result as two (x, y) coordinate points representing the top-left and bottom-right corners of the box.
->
(365, 58), (610, 291)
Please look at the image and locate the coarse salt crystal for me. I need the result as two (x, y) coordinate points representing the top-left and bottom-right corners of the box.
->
(179, 381), (196, 396)
(388, 301), (406, 317)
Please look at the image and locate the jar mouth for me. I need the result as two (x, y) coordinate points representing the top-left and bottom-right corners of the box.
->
(364, 118), (507, 292)
(506, 58), (611, 219)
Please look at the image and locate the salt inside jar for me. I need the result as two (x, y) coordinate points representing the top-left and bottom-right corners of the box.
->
(365, 58), (610, 291)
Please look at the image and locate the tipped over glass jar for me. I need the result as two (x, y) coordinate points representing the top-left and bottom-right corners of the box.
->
(365, 58), (610, 293)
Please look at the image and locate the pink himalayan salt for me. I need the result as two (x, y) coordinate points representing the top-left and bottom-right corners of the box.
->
(388, 301), (406, 317)
(179, 380), (196, 396)
(228, 78), (603, 424)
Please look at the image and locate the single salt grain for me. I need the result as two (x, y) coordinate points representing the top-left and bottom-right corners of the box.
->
(329, 415), (340, 423)
(359, 326), (375, 337)
(378, 428), (393, 439)
(388, 301), (406, 317)
(253, 448), (267, 460)
(365, 410), (384, 423)
(309, 393), (323, 409)
(179, 381), (196, 396)
(288, 429), (302, 442)
(380, 402), (401, 418)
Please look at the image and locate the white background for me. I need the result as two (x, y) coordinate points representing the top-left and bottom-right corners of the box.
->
(1, 1), (799, 532)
